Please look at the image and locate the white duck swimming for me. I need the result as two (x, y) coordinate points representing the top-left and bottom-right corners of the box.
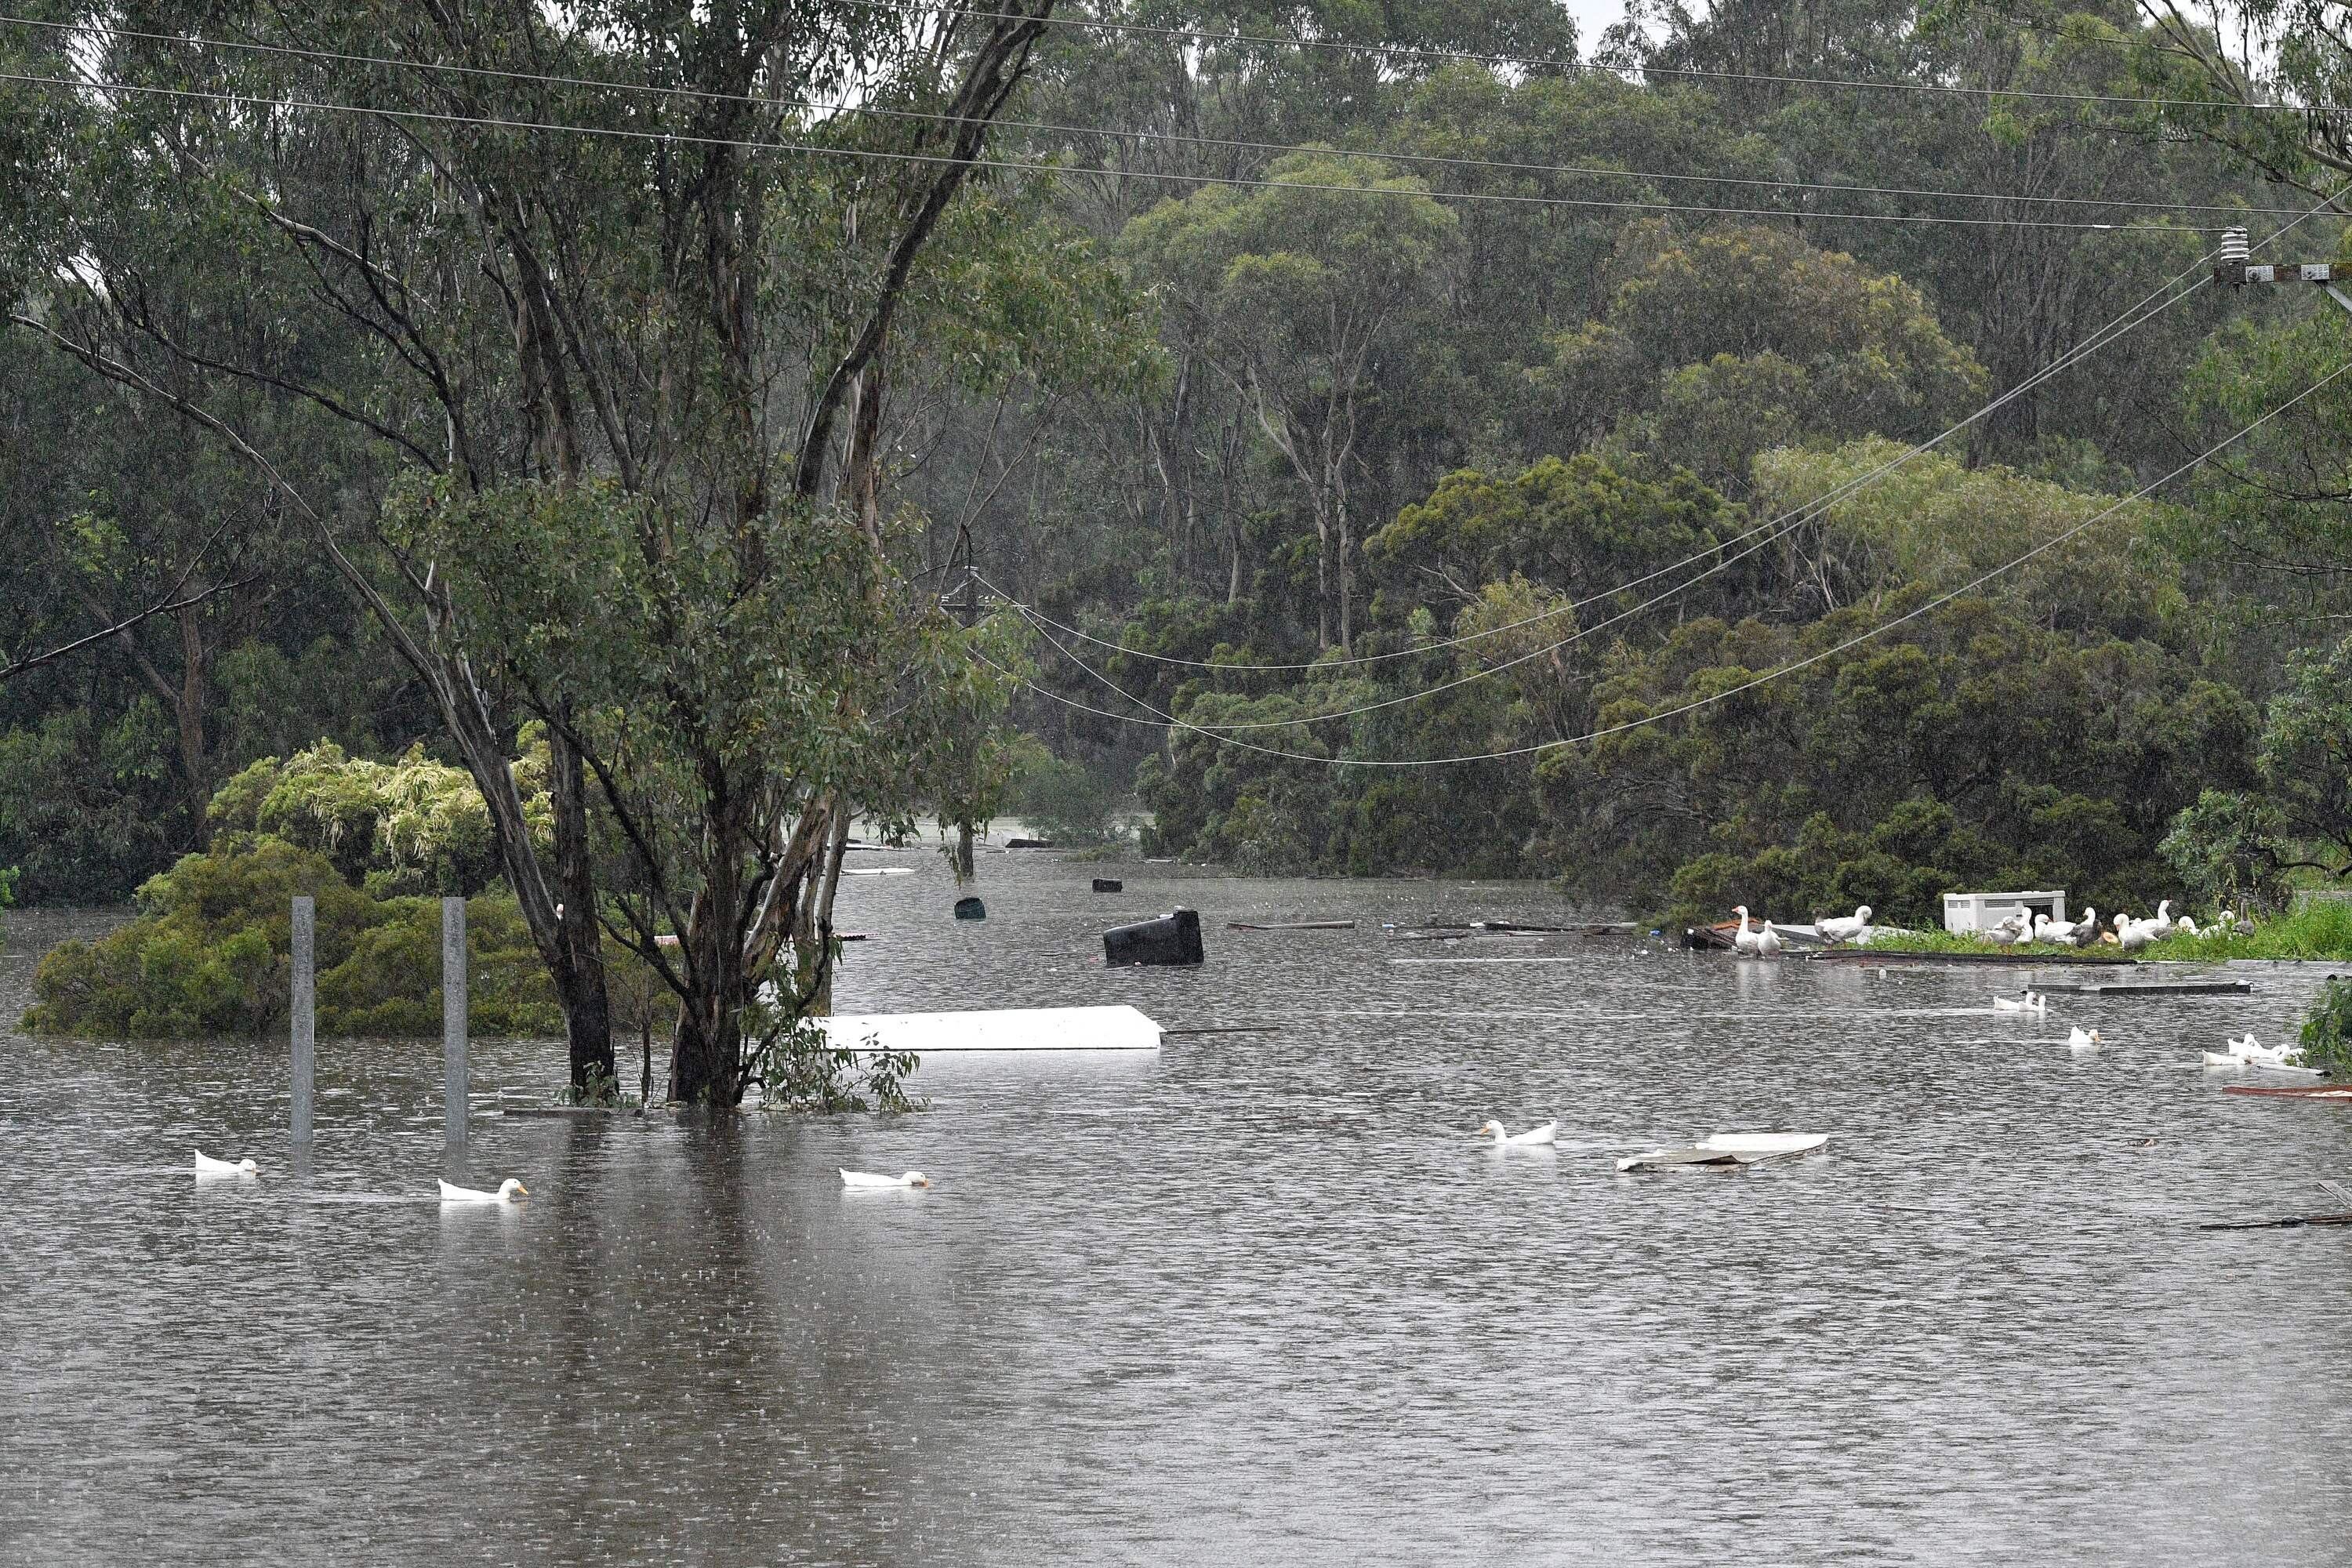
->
(1476, 1120), (1558, 1146)
(1992, 989), (2047, 1014)
(438, 1178), (528, 1203)
(194, 1150), (258, 1176)
(2067, 1027), (2103, 1052)
(1817, 905), (1872, 944)
(1731, 906), (1762, 956)
(840, 1169), (931, 1188)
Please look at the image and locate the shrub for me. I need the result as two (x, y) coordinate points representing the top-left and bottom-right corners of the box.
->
(23, 837), (558, 1038)
(2299, 976), (2352, 1076)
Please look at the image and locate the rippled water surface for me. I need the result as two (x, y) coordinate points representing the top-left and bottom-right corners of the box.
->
(7, 853), (2352, 1566)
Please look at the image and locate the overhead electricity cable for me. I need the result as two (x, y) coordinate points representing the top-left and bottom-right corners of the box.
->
(984, 356), (2352, 767)
(0, 15), (2314, 223)
(994, 257), (2220, 681)
(855, 0), (2317, 118)
(996, 192), (2332, 685)
(0, 67), (2259, 232)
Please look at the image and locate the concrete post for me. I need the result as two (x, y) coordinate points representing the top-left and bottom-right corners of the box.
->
(442, 896), (467, 1145)
(290, 895), (314, 1145)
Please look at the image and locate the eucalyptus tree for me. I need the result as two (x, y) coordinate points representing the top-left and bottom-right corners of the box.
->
(1119, 151), (1460, 651)
(0, 2), (1061, 1102)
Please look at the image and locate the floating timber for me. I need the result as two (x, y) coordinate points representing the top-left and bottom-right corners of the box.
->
(1229, 920), (1357, 931)
(2039, 979), (2252, 996)
(1808, 947), (2134, 967)
(818, 1004), (1162, 1053)
(2221, 1083), (2352, 1098)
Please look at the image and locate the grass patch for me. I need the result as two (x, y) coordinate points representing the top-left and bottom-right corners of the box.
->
(2140, 900), (2352, 962)
(1854, 928), (2126, 960)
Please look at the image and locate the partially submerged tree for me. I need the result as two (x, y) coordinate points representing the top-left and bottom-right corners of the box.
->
(1, 2), (1056, 1100)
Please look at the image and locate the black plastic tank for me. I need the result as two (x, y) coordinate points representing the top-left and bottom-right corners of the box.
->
(1104, 908), (1203, 967)
(954, 895), (986, 921)
(1091, 878), (1124, 893)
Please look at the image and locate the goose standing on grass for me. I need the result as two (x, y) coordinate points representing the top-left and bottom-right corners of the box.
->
(2067, 1027), (2103, 1052)
(2068, 906), (2101, 948)
(194, 1150), (258, 1177)
(1818, 906), (1873, 945)
(1985, 911), (2026, 947)
(840, 1169), (931, 1188)
(1476, 1120), (1559, 1146)
(438, 1178), (528, 1204)
(1731, 906), (1762, 955)
(2119, 918), (2158, 954)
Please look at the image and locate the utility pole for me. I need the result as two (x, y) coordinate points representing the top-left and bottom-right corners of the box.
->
(949, 522), (978, 883)
(2215, 226), (2352, 319)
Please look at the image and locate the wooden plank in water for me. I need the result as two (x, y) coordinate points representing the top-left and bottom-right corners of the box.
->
(2040, 979), (2253, 996)
(2220, 1083), (2352, 1098)
(818, 1004), (1162, 1052)
(1808, 948), (2134, 967)
(1229, 920), (1357, 931)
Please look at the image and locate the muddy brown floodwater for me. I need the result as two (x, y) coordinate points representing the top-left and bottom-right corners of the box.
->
(5, 855), (2350, 1564)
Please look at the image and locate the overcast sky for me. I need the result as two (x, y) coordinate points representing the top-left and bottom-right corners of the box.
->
(1561, 0), (1632, 47)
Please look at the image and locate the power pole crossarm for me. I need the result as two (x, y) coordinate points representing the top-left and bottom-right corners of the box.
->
(2214, 227), (2352, 318)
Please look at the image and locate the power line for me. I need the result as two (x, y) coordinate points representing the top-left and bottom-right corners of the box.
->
(0, 67), (2254, 233)
(990, 356), (2352, 768)
(0, 14), (2313, 222)
(1004, 192), (2330, 688)
(864, 0), (2312, 118)
(997, 250), (2225, 682)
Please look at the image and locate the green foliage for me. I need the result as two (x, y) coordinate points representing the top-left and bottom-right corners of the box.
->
(2299, 977), (2352, 1077)
(1539, 223), (1989, 487)
(1007, 741), (1128, 846)
(742, 1004), (924, 1115)
(23, 837), (559, 1038)
(1365, 454), (1736, 620)
(2162, 790), (2293, 914)
(2139, 901), (2352, 962)
(210, 739), (546, 897)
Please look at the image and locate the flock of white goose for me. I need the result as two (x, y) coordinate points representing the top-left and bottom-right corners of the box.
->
(1983, 988), (2314, 1073)
(1974, 898), (2256, 953)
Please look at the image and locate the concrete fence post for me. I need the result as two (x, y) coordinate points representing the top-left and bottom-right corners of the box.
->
(442, 896), (467, 1145)
(290, 895), (315, 1145)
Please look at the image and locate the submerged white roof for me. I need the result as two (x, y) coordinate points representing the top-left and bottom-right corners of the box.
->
(816, 1004), (1163, 1053)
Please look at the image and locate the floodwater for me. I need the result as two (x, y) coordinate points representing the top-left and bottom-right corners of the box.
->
(5, 855), (2352, 1566)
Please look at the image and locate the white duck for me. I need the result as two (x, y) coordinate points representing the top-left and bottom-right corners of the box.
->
(1992, 989), (2047, 1014)
(1476, 1120), (1559, 1146)
(1754, 921), (1784, 957)
(438, 1178), (528, 1203)
(2067, 1027), (2103, 1052)
(840, 1169), (931, 1188)
(1731, 906), (1762, 956)
(194, 1150), (258, 1177)
(2119, 917), (2158, 954)
(1818, 905), (1873, 944)
(2201, 1049), (2249, 1069)
(1984, 911), (2027, 947)
(2176, 914), (2200, 936)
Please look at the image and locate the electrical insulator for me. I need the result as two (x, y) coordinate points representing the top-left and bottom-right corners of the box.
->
(2218, 227), (2252, 265)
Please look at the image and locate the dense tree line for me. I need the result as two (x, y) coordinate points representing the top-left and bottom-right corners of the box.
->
(5, 0), (2352, 1052)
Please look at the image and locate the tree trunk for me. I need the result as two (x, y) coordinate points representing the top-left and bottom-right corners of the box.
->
(548, 717), (615, 1092)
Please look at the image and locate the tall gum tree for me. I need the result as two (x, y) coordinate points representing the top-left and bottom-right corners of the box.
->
(0, 1), (1058, 1101)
